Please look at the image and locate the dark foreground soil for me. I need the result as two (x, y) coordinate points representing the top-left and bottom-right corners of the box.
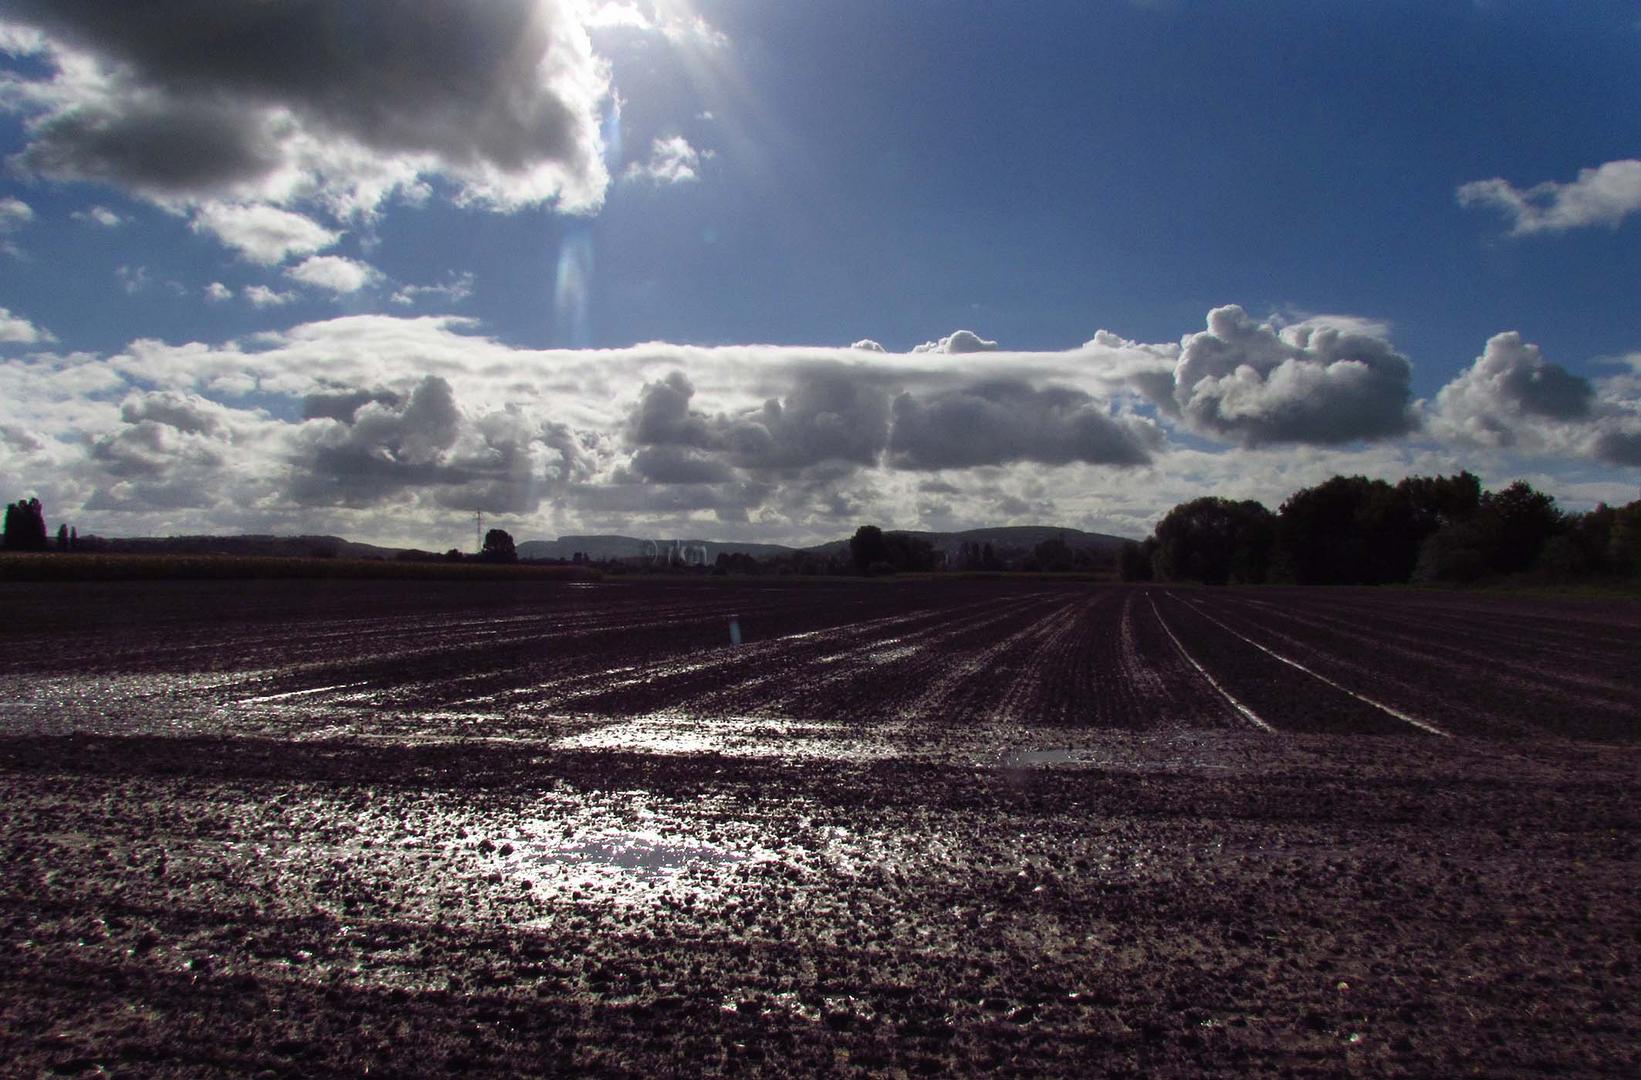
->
(0, 579), (1637, 1076)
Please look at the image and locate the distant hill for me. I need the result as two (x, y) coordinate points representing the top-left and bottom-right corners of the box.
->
(77, 534), (438, 561)
(516, 535), (798, 562)
(74, 525), (1135, 567)
(803, 525), (1132, 561)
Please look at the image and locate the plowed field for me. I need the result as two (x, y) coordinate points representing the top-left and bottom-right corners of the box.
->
(2, 579), (1637, 1076)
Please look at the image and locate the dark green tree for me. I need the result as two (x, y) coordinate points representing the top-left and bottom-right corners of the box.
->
(1475, 480), (1563, 575)
(1396, 471), (1482, 532)
(479, 528), (517, 563)
(3, 498), (47, 552)
(1540, 502), (1616, 577)
(1414, 479), (1565, 582)
(849, 525), (889, 574)
(1276, 476), (1384, 585)
(1151, 497), (1275, 585)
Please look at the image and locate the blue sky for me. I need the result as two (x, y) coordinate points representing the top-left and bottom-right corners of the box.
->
(1, 1), (1638, 548)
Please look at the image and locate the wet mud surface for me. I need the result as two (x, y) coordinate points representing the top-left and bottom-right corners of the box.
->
(1, 579), (1637, 1076)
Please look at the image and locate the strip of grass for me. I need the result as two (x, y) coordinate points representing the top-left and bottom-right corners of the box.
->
(0, 553), (601, 583)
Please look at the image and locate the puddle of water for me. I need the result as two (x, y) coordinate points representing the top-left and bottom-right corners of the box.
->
(486, 808), (787, 911)
(527, 829), (746, 882)
(554, 711), (861, 760)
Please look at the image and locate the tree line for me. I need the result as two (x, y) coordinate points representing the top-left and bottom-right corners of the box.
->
(3, 497), (77, 553)
(1120, 472), (1641, 586)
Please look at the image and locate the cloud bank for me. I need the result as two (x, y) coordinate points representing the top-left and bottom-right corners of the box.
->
(0, 307), (1634, 547)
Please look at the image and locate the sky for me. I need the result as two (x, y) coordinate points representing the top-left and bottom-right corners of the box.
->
(0, 0), (1638, 550)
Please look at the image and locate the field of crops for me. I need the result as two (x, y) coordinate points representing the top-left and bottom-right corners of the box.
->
(1, 578), (1637, 1075)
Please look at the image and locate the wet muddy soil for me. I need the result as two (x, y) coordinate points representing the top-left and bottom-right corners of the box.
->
(1, 579), (1637, 1076)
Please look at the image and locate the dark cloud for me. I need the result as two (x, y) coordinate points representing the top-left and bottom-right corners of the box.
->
(5, 0), (608, 208)
(623, 361), (1156, 486)
(887, 380), (1158, 469)
(287, 377), (594, 512)
(85, 400), (238, 512)
(725, 367), (891, 470)
(288, 375), (462, 506)
(564, 479), (773, 516)
(0, 424), (44, 453)
(120, 390), (224, 436)
(1593, 430), (1641, 466)
(625, 366), (891, 472)
(90, 392), (241, 495)
(1170, 306), (1417, 446)
(301, 387), (402, 423)
(91, 421), (220, 480)
(17, 96), (282, 195)
(540, 421), (598, 486)
(83, 478), (219, 511)
(1512, 366), (1596, 420)
(627, 371), (718, 448)
(627, 446), (736, 484)
(435, 408), (548, 514)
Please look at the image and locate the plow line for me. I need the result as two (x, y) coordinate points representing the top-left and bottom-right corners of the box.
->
(1147, 596), (1274, 734)
(1176, 597), (1450, 738)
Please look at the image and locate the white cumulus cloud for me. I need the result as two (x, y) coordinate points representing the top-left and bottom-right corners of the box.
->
(190, 203), (340, 264)
(587, 1), (728, 48)
(72, 205), (123, 227)
(1165, 306), (1417, 446)
(391, 272), (476, 308)
(913, 330), (1000, 355)
(244, 285), (296, 308)
(1459, 159), (1641, 235)
(0, 196), (34, 229)
(286, 256), (380, 296)
(1432, 332), (1641, 466)
(0, 307), (56, 345)
(625, 135), (702, 185)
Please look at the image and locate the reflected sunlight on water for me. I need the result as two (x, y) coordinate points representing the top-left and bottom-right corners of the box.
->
(552, 711), (864, 760)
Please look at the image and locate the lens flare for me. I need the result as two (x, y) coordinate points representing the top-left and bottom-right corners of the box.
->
(553, 226), (594, 347)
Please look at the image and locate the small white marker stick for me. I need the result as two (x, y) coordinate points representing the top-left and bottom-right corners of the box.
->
(729, 616), (742, 646)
